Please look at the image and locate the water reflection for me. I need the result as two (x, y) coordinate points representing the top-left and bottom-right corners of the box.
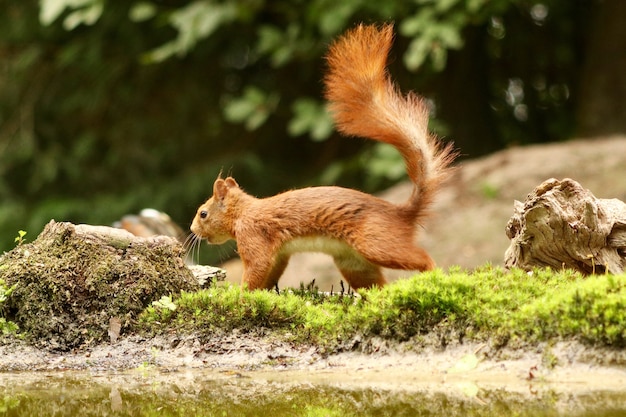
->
(0, 370), (624, 416)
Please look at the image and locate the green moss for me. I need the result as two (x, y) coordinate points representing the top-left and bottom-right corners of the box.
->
(0, 278), (18, 335)
(512, 273), (626, 344)
(480, 182), (500, 199)
(140, 266), (626, 349)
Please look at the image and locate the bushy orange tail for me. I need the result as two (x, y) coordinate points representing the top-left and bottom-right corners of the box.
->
(325, 24), (456, 219)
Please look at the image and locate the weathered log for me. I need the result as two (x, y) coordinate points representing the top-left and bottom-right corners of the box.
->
(188, 264), (227, 286)
(505, 178), (626, 274)
(39, 221), (226, 285)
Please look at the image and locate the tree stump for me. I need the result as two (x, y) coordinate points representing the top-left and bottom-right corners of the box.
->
(0, 220), (224, 350)
(505, 178), (626, 274)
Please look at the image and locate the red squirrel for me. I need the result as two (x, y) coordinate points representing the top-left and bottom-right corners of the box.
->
(190, 24), (456, 290)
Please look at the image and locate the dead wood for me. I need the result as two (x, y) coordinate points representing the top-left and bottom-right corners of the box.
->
(504, 178), (626, 274)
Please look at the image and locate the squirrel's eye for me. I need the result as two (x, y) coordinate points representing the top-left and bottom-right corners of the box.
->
(200, 210), (208, 219)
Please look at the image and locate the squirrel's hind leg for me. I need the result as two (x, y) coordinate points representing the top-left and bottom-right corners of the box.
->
(333, 255), (386, 290)
(358, 244), (436, 272)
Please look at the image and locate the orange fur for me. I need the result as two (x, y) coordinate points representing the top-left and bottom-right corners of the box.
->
(190, 24), (456, 290)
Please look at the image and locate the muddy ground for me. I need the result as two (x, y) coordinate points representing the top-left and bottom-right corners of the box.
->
(1, 332), (626, 396)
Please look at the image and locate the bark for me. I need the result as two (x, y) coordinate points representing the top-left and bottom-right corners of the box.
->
(504, 178), (626, 274)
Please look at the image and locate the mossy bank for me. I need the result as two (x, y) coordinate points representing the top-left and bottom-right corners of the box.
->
(139, 266), (626, 353)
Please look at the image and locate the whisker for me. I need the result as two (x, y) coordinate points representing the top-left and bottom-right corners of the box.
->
(193, 236), (200, 265)
(182, 233), (192, 259)
(218, 244), (234, 264)
(197, 236), (205, 265)
(183, 232), (202, 265)
(194, 235), (202, 264)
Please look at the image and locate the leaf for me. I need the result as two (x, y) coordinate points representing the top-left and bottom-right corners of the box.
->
(399, 9), (436, 37)
(141, 42), (179, 64)
(256, 24), (302, 67)
(256, 25), (284, 55)
(152, 295), (177, 311)
(14, 230), (27, 243)
(63, 1), (102, 30)
(448, 353), (480, 373)
(129, 2), (157, 22)
(404, 37), (432, 71)
(435, 0), (462, 13)
(400, 7), (465, 72)
(365, 143), (406, 181)
(288, 99), (334, 141)
(142, 1), (238, 62)
(223, 87), (279, 131)
(467, 0), (489, 13)
(437, 22), (464, 49)
(39, 0), (97, 26)
(0, 282), (16, 304)
(40, 0), (69, 25)
(318, 2), (356, 36)
(430, 44), (448, 72)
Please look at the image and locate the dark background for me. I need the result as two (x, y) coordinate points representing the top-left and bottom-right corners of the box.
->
(1, 0), (624, 261)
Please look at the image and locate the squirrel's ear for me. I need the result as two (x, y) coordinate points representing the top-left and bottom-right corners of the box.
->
(224, 177), (239, 189)
(213, 178), (228, 200)
(213, 177), (240, 201)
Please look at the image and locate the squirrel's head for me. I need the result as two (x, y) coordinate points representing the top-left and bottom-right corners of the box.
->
(190, 176), (241, 244)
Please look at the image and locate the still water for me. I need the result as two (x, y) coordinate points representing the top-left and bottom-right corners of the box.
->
(0, 369), (625, 417)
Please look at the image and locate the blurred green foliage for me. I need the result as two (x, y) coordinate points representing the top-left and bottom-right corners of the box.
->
(0, 0), (605, 259)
